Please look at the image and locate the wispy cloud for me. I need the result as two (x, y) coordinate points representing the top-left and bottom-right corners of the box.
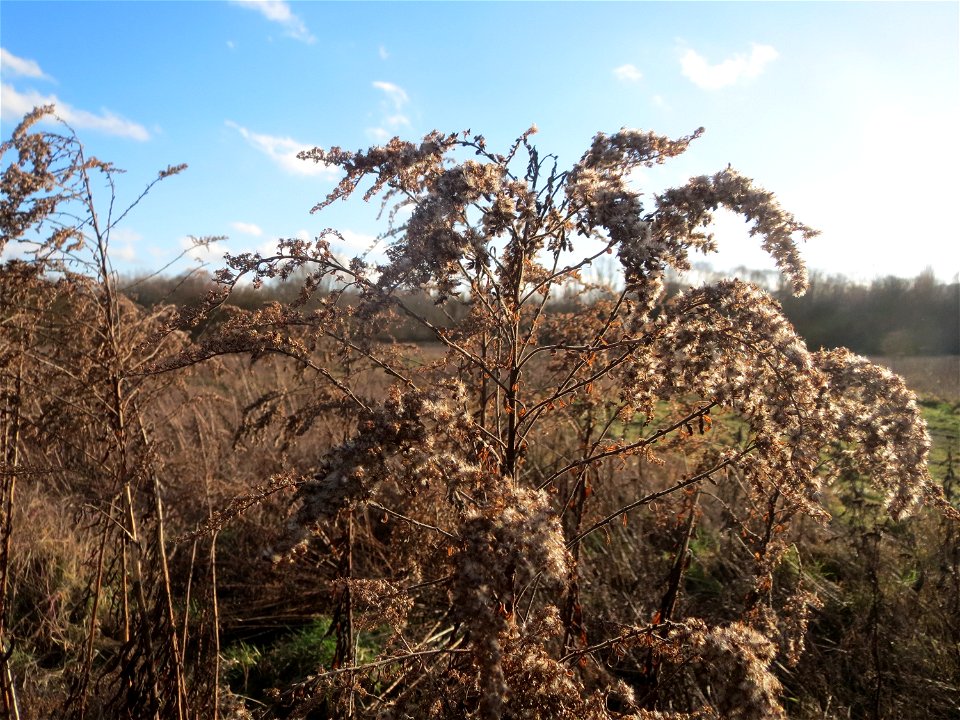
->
(109, 227), (141, 262)
(338, 229), (379, 252)
(373, 81), (409, 111)
(613, 64), (643, 83)
(366, 127), (391, 142)
(680, 43), (778, 90)
(1, 48), (53, 81)
(378, 45), (389, 60)
(257, 237), (281, 256)
(231, 221), (263, 236)
(226, 120), (338, 178)
(1, 83), (150, 140)
(368, 81), (411, 140)
(1, 48), (149, 141)
(231, 0), (314, 43)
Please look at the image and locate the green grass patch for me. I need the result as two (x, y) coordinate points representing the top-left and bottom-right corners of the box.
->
(919, 398), (959, 486)
(223, 616), (385, 703)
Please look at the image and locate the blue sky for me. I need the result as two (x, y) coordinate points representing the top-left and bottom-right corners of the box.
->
(2, 1), (958, 283)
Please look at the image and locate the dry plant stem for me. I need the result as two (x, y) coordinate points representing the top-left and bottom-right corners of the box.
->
(176, 471), (304, 544)
(539, 402), (717, 490)
(560, 621), (683, 664)
(77, 518), (110, 720)
(263, 346), (370, 413)
(77, 150), (158, 715)
(326, 330), (417, 389)
(210, 531), (220, 720)
(122, 481), (162, 717)
(558, 402), (629, 517)
(181, 538), (198, 668)
(0, 654), (17, 720)
(0, 327), (24, 720)
(121, 527), (131, 642)
(659, 489), (701, 625)
(340, 512), (356, 716)
(0, 327), (24, 631)
(95, 167), (163, 715)
(521, 346), (634, 439)
(568, 444), (754, 549)
(370, 628), (464, 711)
(643, 489), (702, 701)
(306, 647), (471, 684)
(142, 416), (188, 720)
(561, 468), (590, 653)
(368, 501), (458, 540)
(372, 641), (465, 712)
(865, 530), (884, 720)
(195, 402), (221, 720)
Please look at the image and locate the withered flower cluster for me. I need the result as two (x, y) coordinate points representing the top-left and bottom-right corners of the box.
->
(188, 125), (956, 718)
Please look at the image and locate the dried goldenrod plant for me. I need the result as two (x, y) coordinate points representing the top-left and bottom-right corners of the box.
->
(0, 108), (204, 720)
(4, 109), (957, 718)
(182, 125), (957, 719)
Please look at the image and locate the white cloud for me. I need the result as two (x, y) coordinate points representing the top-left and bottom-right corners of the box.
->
(379, 45), (389, 60)
(231, 221), (263, 236)
(651, 94), (668, 109)
(384, 113), (410, 127)
(680, 43), (778, 90)
(797, 104), (960, 280)
(0, 242), (29, 263)
(373, 81), (409, 110)
(0, 83), (150, 140)
(368, 81), (411, 140)
(366, 127), (391, 142)
(231, 0), (314, 43)
(109, 227), (141, 261)
(257, 237), (281, 256)
(338, 229), (378, 252)
(613, 64), (643, 83)
(1, 48), (53, 81)
(113, 243), (136, 261)
(226, 120), (339, 178)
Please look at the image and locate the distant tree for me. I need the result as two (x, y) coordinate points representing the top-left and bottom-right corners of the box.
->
(193, 125), (958, 719)
(777, 271), (960, 356)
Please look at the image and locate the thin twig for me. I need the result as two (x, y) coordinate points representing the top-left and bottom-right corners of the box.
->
(567, 444), (754, 549)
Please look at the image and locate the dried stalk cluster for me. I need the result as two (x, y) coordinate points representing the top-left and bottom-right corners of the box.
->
(1, 109), (956, 719)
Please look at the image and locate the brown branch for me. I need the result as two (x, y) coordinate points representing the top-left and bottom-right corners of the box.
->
(539, 402), (717, 490)
(306, 647), (470, 682)
(368, 501), (458, 541)
(567, 444), (754, 549)
(560, 621), (683, 664)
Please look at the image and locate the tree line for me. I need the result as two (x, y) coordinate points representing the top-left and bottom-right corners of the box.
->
(774, 270), (959, 356)
(123, 266), (960, 356)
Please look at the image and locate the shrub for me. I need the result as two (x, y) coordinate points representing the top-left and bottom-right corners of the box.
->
(190, 125), (958, 718)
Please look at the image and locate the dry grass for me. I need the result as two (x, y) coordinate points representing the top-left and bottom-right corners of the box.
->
(869, 355), (960, 403)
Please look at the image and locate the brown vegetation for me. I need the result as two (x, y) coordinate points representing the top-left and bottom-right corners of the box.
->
(1, 108), (958, 719)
